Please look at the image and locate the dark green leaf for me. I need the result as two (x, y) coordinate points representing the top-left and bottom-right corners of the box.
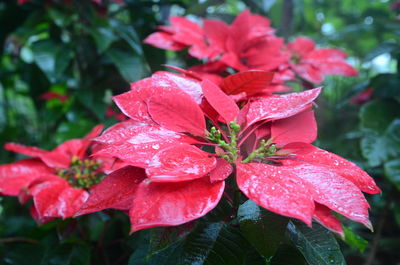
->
(238, 200), (288, 259)
(142, 222), (224, 265)
(31, 39), (73, 83)
(204, 224), (265, 265)
(287, 221), (346, 265)
(270, 244), (307, 265)
(361, 119), (400, 167)
(107, 47), (148, 83)
(370, 74), (400, 98)
(384, 159), (400, 191)
(360, 99), (400, 134)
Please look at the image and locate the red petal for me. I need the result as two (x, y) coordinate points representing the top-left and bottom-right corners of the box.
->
(5, 143), (47, 157)
(169, 16), (204, 47)
(236, 163), (314, 225)
(146, 143), (216, 182)
(201, 79), (239, 123)
(144, 32), (187, 51)
(276, 162), (371, 227)
(29, 175), (88, 220)
(271, 110), (317, 144)
(147, 90), (206, 136)
(313, 203), (344, 237)
(0, 159), (52, 196)
(281, 143), (381, 194)
(94, 121), (196, 167)
(77, 166), (146, 216)
(129, 177), (224, 232)
(246, 87), (321, 126)
(203, 19), (229, 53)
(220, 70), (274, 96)
(209, 159), (233, 183)
(287, 37), (315, 55)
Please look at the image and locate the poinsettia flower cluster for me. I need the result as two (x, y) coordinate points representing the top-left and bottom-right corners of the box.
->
(144, 10), (358, 88)
(0, 125), (125, 223)
(78, 70), (380, 236)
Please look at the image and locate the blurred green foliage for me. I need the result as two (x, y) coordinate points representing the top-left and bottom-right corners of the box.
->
(1, 0), (400, 264)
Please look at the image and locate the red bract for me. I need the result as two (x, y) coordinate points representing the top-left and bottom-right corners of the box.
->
(287, 37), (358, 83)
(145, 11), (359, 89)
(0, 125), (124, 224)
(84, 71), (379, 236)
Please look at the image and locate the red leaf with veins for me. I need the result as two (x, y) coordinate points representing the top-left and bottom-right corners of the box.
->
(77, 166), (146, 216)
(246, 87), (321, 126)
(281, 143), (381, 194)
(236, 163), (314, 225)
(146, 143), (216, 182)
(28, 175), (88, 220)
(313, 203), (344, 237)
(147, 91), (206, 136)
(220, 70), (274, 96)
(271, 110), (317, 144)
(0, 159), (52, 196)
(273, 162), (371, 227)
(209, 159), (233, 183)
(129, 177), (224, 232)
(201, 79), (239, 123)
(94, 121), (195, 167)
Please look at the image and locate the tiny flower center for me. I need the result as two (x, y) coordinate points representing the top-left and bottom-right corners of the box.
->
(290, 52), (302, 64)
(56, 156), (105, 189)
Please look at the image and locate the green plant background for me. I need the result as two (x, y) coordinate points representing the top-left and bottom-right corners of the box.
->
(1, 0), (399, 264)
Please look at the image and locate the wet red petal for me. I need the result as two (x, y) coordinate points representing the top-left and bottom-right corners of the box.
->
(146, 143), (216, 182)
(29, 175), (88, 220)
(201, 79), (239, 123)
(77, 166), (146, 216)
(313, 203), (344, 237)
(94, 121), (196, 167)
(0, 159), (52, 196)
(129, 177), (224, 232)
(147, 91), (206, 136)
(236, 163), (314, 225)
(281, 143), (381, 194)
(209, 159), (233, 183)
(220, 70), (274, 96)
(275, 162), (371, 227)
(246, 87), (321, 126)
(271, 110), (317, 144)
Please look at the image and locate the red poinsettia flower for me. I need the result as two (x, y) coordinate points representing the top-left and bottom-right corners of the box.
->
(287, 37), (358, 83)
(0, 125), (125, 224)
(79, 72), (379, 236)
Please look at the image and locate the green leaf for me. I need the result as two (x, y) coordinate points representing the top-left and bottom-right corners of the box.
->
(270, 244), (307, 265)
(384, 159), (400, 191)
(342, 226), (368, 253)
(238, 200), (288, 259)
(361, 119), (400, 167)
(31, 39), (73, 83)
(360, 99), (400, 134)
(141, 222), (224, 265)
(89, 26), (117, 54)
(204, 224), (265, 265)
(370, 74), (400, 98)
(107, 47), (148, 83)
(287, 221), (346, 265)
